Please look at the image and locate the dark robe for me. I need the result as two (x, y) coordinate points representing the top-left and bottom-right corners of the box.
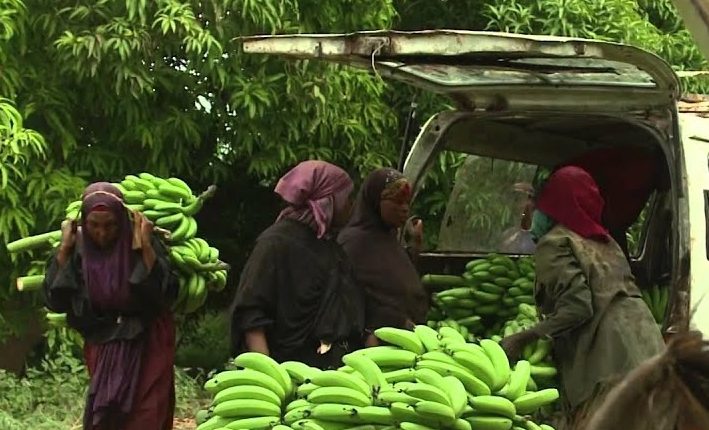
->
(44, 233), (178, 430)
(230, 219), (365, 368)
(338, 168), (429, 331)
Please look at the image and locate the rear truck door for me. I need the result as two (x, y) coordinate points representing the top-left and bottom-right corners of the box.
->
(241, 30), (680, 113)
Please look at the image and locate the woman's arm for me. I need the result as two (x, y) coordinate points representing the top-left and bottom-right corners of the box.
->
(44, 220), (81, 313)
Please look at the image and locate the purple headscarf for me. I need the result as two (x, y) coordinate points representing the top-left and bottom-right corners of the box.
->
(275, 160), (354, 238)
(80, 182), (143, 428)
(80, 182), (133, 310)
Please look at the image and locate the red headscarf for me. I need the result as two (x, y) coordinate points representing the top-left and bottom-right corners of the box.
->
(536, 166), (610, 242)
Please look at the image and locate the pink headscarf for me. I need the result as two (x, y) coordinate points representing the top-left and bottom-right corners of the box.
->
(275, 160), (354, 238)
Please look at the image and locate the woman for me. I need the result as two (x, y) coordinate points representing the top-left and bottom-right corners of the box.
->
(499, 166), (664, 429)
(44, 182), (179, 430)
(338, 168), (429, 347)
(230, 160), (365, 368)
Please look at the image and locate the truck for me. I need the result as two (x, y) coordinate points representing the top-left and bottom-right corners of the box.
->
(239, 28), (709, 340)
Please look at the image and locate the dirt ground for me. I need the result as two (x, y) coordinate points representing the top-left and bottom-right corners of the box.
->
(173, 418), (197, 430)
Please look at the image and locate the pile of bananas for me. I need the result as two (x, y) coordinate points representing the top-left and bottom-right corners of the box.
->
(641, 284), (669, 327)
(423, 254), (536, 338)
(6, 172), (229, 323)
(195, 326), (559, 430)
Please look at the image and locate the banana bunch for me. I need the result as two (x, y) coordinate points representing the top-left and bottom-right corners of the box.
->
(501, 305), (558, 392)
(423, 254), (536, 337)
(195, 326), (559, 430)
(641, 285), (668, 326)
(198, 352), (294, 430)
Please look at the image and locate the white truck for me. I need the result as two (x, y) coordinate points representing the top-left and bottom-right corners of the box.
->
(240, 24), (709, 339)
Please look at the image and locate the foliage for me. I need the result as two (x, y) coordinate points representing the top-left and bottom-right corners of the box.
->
(0, 361), (207, 430)
(175, 310), (231, 370)
(0, 0), (400, 340)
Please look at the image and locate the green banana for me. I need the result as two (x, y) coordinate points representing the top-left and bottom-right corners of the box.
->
(470, 395), (516, 419)
(308, 386), (372, 407)
(405, 382), (452, 407)
(232, 351), (293, 396)
(357, 406), (395, 425)
(196, 415), (232, 430)
(414, 400), (456, 425)
(481, 339), (511, 391)
(212, 384), (281, 406)
(212, 398), (281, 418)
(204, 369), (285, 400)
(451, 350), (497, 390)
(466, 416), (513, 430)
(500, 360), (530, 400)
(513, 389), (560, 414)
(415, 359), (491, 396)
(282, 361), (318, 384)
(342, 353), (387, 392)
(310, 370), (372, 398)
(374, 327), (425, 355)
(356, 347), (417, 368)
(224, 415), (282, 429)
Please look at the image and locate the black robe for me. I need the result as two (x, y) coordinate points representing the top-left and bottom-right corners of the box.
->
(230, 219), (365, 367)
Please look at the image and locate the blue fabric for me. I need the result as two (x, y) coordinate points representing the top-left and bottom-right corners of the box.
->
(530, 210), (556, 243)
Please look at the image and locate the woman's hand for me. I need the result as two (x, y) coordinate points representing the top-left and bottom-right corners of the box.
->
(365, 334), (379, 347)
(500, 329), (540, 362)
(57, 219), (77, 266)
(140, 215), (154, 245)
(60, 219), (77, 250)
(138, 214), (157, 270)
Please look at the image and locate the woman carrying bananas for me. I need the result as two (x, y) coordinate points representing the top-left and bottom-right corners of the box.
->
(43, 182), (180, 430)
(338, 168), (429, 347)
(230, 160), (365, 368)
(499, 166), (664, 429)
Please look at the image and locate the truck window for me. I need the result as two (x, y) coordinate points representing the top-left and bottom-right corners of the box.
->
(415, 154), (538, 254)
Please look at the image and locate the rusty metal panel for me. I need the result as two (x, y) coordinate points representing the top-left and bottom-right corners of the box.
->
(241, 30), (680, 97)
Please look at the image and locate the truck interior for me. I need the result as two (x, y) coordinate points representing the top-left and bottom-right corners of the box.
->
(411, 111), (674, 325)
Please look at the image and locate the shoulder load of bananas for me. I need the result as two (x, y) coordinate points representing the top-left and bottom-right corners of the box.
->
(6, 172), (230, 323)
(194, 326), (558, 430)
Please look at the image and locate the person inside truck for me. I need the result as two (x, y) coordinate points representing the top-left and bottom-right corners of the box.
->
(43, 182), (179, 430)
(229, 160), (365, 369)
(338, 168), (429, 347)
(499, 166), (664, 429)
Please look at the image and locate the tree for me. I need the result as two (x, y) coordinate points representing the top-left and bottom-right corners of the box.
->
(0, 0), (401, 341)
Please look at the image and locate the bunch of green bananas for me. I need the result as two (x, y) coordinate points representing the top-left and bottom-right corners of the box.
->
(641, 285), (668, 326)
(8, 173), (229, 324)
(423, 254), (536, 337)
(500, 305), (558, 392)
(196, 326), (559, 430)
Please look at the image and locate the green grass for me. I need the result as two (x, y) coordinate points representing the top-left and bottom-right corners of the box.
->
(0, 366), (209, 430)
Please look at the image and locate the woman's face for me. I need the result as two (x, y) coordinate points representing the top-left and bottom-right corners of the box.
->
(85, 210), (119, 249)
(380, 198), (410, 228)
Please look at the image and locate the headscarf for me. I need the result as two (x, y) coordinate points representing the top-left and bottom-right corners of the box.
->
(80, 182), (134, 310)
(275, 160), (354, 238)
(530, 210), (556, 243)
(79, 182), (143, 428)
(535, 166), (610, 242)
(338, 168), (428, 329)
